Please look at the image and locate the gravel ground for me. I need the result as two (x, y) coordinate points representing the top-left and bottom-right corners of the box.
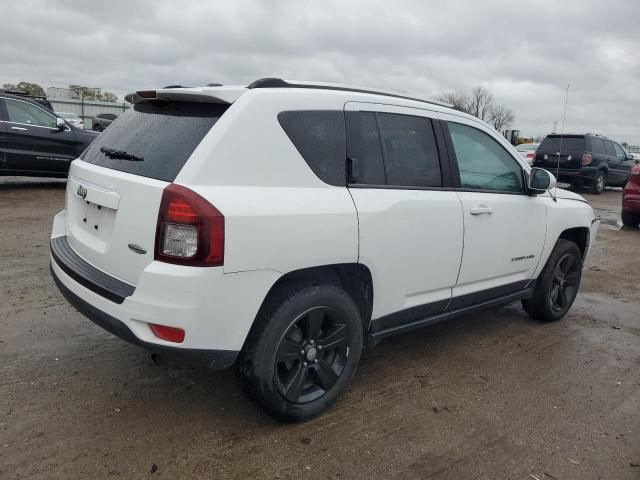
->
(0, 177), (638, 480)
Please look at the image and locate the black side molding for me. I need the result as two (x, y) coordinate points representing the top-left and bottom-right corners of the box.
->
(51, 266), (239, 370)
(50, 236), (135, 304)
(368, 287), (533, 347)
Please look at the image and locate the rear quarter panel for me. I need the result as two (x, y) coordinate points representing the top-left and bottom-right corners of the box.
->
(176, 90), (359, 274)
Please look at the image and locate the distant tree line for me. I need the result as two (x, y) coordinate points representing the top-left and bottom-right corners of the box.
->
(436, 86), (515, 132)
(2, 81), (118, 102)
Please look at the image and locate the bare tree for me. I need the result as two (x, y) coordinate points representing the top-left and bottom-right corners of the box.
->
(467, 86), (494, 121)
(435, 91), (470, 113)
(489, 105), (515, 131)
(2, 81), (45, 96)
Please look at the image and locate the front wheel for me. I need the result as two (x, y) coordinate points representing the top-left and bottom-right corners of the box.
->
(239, 284), (363, 422)
(522, 239), (583, 322)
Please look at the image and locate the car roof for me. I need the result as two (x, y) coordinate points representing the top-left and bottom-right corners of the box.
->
(124, 78), (472, 118)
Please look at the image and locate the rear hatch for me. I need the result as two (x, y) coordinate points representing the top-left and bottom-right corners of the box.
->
(64, 99), (229, 285)
(534, 135), (585, 170)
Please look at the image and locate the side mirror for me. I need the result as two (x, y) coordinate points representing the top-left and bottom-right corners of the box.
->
(626, 153), (635, 161)
(54, 117), (66, 131)
(528, 167), (556, 195)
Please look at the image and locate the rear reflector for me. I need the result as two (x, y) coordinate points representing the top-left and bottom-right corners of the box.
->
(149, 323), (185, 343)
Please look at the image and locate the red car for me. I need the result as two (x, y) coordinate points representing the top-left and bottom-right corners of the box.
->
(622, 164), (640, 227)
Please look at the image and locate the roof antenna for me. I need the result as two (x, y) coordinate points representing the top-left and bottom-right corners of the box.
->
(553, 84), (570, 202)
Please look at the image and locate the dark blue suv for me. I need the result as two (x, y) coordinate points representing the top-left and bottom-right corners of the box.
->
(533, 133), (635, 194)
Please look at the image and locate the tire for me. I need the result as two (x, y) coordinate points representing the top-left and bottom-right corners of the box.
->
(589, 171), (605, 194)
(93, 124), (102, 132)
(621, 210), (640, 228)
(522, 239), (583, 322)
(239, 284), (363, 423)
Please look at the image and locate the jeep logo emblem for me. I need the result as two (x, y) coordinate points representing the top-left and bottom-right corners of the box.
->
(77, 185), (88, 199)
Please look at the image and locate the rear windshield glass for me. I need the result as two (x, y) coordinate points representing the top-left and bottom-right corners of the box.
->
(82, 101), (228, 182)
(538, 136), (585, 153)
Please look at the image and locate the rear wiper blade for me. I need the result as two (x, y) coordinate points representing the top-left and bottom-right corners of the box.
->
(100, 146), (144, 162)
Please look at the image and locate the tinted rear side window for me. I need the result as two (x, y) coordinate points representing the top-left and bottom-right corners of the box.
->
(278, 111), (346, 186)
(538, 136), (585, 153)
(378, 113), (442, 188)
(589, 137), (606, 155)
(82, 101), (227, 182)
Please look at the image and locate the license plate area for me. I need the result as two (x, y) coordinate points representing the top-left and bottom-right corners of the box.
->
(68, 197), (117, 253)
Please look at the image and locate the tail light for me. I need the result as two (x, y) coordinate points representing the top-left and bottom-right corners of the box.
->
(155, 184), (224, 266)
(526, 152), (534, 163)
(582, 153), (592, 166)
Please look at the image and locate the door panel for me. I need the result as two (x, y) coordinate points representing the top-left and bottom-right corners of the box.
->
(351, 188), (464, 319)
(344, 102), (463, 325)
(3, 97), (77, 173)
(453, 191), (547, 297)
(439, 112), (548, 299)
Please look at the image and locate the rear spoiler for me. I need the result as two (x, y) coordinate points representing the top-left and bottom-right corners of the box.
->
(125, 87), (245, 105)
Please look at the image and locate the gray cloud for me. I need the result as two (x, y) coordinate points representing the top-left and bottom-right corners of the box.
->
(2, 0), (639, 143)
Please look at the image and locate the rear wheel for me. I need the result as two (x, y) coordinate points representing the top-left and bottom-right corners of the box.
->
(590, 171), (605, 194)
(621, 210), (640, 228)
(239, 284), (363, 422)
(522, 239), (583, 322)
(94, 124), (103, 132)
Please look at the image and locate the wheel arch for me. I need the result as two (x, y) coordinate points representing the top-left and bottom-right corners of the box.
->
(558, 226), (590, 259)
(245, 263), (374, 349)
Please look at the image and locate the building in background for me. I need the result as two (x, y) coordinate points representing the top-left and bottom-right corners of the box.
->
(47, 87), (129, 129)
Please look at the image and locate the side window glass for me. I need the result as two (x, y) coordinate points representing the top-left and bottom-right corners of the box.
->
(377, 113), (442, 188)
(278, 111), (346, 186)
(613, 143), (626, 160)
(355, 112), (386, 184)
(590, 137), (606, 155)
(448, 121), (523, 193)
(4, 99), (57, 128)
(604, 141), (616, 157)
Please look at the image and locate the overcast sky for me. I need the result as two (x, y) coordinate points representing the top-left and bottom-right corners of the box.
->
(2, 0), (639, 144)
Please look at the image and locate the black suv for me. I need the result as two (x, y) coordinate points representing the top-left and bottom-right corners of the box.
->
(0, 92), (98, 178)
(533, 133), (634, 193)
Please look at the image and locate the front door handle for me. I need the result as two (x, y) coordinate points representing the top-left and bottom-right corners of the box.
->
(11, 126), (28, 131)
(470, 205), (494, 215)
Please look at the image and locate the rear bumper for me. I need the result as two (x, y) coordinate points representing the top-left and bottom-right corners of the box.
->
(51, 265), (238, 369)
(552, 167), (598, 184)
(50, 210), (281, 364)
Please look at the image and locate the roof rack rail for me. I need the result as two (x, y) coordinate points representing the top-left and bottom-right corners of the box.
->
(246, 78), (452, 108)
(206, 83), (223, 87)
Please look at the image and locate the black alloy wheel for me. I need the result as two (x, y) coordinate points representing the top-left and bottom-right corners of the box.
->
(548, 253), (580, 313)
(522, 239), (583, 322)
(239, 284), (363, 422)
(274, 306), (349, 404)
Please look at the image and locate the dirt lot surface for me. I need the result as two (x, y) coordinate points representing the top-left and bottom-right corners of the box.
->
(1, 177), (639, 480)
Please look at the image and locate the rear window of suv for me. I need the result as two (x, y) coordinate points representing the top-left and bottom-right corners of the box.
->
(82, 101), (228, 182)
(538, 135), (585, 153)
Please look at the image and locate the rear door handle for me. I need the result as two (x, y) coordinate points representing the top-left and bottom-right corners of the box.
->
(11, 126), (28, 131)
(470, 205), (493, 215)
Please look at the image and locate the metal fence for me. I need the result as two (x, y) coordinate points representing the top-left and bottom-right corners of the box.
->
(49, 99), (129, 129)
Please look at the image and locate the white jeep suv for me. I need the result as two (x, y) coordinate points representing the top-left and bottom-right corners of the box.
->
(50, 78), (598, 422)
